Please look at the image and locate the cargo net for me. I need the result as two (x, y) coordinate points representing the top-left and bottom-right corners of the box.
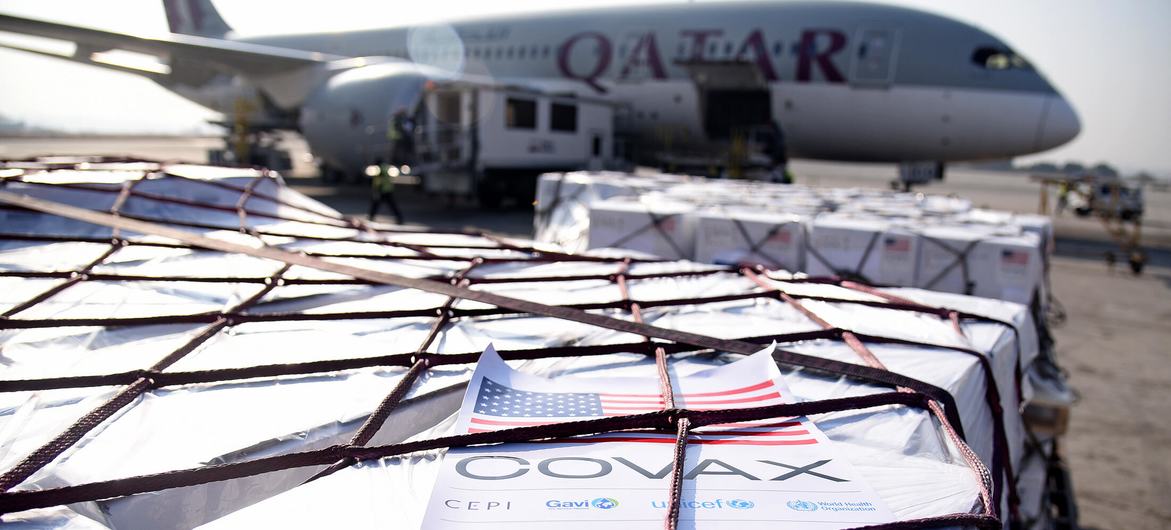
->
(0, 158), (1058, 529)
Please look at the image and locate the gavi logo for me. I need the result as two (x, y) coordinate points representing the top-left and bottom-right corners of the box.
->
(545, 497), (620, 510)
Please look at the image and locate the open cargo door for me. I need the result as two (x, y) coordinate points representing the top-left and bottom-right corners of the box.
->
(678, 60), (772, 140)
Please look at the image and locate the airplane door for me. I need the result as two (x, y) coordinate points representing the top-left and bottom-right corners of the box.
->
(850, 29), (899, 87)
(679, 61), (770, 140)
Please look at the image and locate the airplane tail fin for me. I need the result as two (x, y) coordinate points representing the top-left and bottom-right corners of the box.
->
(162, 0), (232, 39)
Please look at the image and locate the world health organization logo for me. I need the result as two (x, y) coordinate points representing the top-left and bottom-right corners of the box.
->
(786, 499), (818, 512)
(727, 499), (755, 510)
(591, 498), (619, 510)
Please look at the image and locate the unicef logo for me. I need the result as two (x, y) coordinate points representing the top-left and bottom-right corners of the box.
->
(726, 499), (755, 510)
(591, 497), (619, 510)
(786, 499), (818, 512)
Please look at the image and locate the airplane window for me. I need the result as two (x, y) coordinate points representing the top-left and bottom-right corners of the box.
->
(507, 47), (514, 59)
(542, 45), (551, 57)
(972, 46), (1031, 70)
(724, 42), (733, 55)
(506, 98), (537, 129)
(709, 42), (717, 55)
(550, 102), (577, 132)
(531, 45), (539, 57)
(773, 42), (783, 56)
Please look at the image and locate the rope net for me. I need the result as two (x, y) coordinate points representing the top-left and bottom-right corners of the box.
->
(0, 158), (1034, 529)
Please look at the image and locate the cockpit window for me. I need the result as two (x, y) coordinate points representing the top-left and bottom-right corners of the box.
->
(972, 46), (1031, 70)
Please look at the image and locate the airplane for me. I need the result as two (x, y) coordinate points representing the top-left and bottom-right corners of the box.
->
(0, 0), (1080, 195)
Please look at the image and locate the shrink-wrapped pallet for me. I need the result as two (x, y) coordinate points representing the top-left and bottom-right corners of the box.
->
(0, 159), (1058, 530)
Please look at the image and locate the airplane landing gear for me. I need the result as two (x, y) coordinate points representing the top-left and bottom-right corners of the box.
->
(894, 162), (945, 191)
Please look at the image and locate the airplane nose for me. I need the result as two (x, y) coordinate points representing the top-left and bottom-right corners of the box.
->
(1035, 96), (1081, 151)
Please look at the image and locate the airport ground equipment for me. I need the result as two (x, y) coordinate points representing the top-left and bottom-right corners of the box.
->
(411, 80), (620, 207)
(206, 130), (293, 174)
(1033, 174), (1147, 274)
(205, 98), (295, 174)
(0, 156), (1076, 529)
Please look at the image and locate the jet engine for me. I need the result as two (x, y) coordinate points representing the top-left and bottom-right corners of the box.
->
(298, 61), (437, 179)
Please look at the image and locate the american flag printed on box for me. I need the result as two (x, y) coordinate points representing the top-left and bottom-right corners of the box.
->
(1001, 249), (1030, 265)
(884, 236), (911, 252)
(467, 376), (818, 446)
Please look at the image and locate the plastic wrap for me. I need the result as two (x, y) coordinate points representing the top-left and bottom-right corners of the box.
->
(0, 160), (1047, 529)
(533, 171), (1052, 309)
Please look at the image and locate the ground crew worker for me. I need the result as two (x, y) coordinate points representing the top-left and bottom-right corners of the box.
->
(367, 158), (404, 224)
(388, 108), (415, 165)
(766, 120), (793, 184)
(1056, 180), (1070, 215)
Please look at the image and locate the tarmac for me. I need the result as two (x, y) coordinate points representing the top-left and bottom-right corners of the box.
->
(2, 135), (1169, 530)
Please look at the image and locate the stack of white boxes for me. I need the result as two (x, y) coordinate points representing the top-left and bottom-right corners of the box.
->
(804, 215), (922, 286)
(916, 224), (1045, 305)
(586, 196), (698, 260)
(535, 171), (1053, 308)
(694, 208), (805, 269)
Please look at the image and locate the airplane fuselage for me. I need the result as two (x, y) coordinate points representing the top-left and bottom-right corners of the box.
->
(168, 2), (1080, 167)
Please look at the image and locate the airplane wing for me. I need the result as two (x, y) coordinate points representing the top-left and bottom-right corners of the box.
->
(0, 13), (344, 76)
(0, 38), (171, 78)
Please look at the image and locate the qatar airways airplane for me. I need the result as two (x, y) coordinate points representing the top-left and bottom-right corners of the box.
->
(0, 0), (1079, 180)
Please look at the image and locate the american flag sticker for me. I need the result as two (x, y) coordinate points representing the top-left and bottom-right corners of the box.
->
(883, 236), (911, 252)
(460, 345), (818, 446)
(1001, 249), (1030, 266)
(768, 228), (793, 244)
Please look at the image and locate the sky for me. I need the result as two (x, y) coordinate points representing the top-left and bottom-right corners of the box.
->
(0, 0), (1168, 175)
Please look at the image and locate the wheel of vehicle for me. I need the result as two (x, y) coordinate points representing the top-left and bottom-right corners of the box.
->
(478, 185), (502, 209)
(319, 164), (342, 184)
(1129, 252), (1146, 275)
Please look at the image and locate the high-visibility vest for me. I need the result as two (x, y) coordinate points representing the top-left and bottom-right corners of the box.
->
(373, 165), (395, 193)
(387, 115), (404, 142)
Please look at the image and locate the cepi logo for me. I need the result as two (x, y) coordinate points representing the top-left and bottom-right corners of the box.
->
(727, 499), (755, 510)
(787, 499), (819, 512)
(591, 497), (619, 510)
